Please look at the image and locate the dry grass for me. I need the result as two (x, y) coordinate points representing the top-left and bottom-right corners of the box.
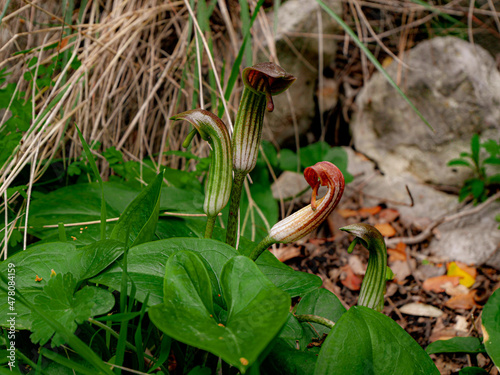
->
(1, 0), (499, 255)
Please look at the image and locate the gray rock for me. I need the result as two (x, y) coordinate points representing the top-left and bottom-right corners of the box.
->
(350, 36), (500, 186)
(259, 0), (343, 144)
(344, 146), (500, 269)
(428, 201), (500, 268)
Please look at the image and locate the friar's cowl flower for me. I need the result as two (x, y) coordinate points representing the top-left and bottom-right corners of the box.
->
(340, 223), (389, 312)
(269, 161), (344, 243)
(232, 62), (295, 174)
(170, 109), (232, 219)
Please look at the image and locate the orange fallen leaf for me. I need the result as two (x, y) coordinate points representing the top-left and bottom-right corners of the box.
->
(445, 291), (481, 310)
(378, 208), (400, 222)
(358, 206), (382, 218)
(423, 275), (460, 293)
(388, 242), (407, 262)
(337, 208), (358, 218)
(374, 222), (396, 237)
(340, 265), (362, 291)
(447, 261), (476, 288)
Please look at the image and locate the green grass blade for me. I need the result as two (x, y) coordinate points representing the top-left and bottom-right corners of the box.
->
(239, 0), (252, 65)
(134, 293), (150, 372)
(41, 348), (98, 375)
(0, 0), (11, 26)
(218, 0), (266, 118)
(409, 0), (463, 25)
(75, 125), (107, 240)
(314, 0), (434, 132)
(0, 274), (114, 375)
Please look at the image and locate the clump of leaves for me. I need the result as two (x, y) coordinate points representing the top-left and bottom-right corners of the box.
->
(447, 134), (500, 203)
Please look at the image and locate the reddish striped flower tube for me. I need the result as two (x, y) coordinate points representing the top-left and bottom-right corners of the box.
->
(269, 161), (344, 243)
(170, 109), (232, 238)
(249, 161), (344, 261)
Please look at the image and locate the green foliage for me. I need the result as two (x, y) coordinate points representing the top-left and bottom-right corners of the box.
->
(482, 288), (500, 369)
(426, 337), (485, 355)
(31, 273), (114, 347)
(448, 134), (500, 203)
(149, 253), (290, 372)
(314, 306), (439, 374)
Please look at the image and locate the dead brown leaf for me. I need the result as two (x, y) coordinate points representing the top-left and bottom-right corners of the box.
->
(388, 242), (407, 262)
(445, 290), (481, 310)
(337, 208), (358, 218)
(422, 275), (460, 293)
(378, 208), (400, 223)
(358, 205), (382, 218)
(340, 264), (362, 291)
(375, 222), (397, 237)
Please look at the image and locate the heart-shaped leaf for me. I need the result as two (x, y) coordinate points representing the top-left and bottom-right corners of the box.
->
(482, 288), (500, 369)
(149, 253), (290, 373)
(314, 306), (439, 374)
(295, 288), (346, 339)
(110, 172), (163, 246)
(91, 237), (320, 308)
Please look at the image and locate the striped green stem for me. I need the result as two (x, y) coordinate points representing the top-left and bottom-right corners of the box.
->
(294, 314), (335, 329)
(226, 171), (246, 247)
(340, 223), (389, 312)
(204, 215), (216, 239)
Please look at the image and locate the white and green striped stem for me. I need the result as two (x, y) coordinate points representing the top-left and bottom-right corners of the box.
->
(249, 161), (345, 261)
(170, 109), (232, 239)
(226, 63), (295, 247)
(340, 223), (389, 312)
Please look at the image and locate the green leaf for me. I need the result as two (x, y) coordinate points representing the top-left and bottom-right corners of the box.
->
(458, 367), (489, 375)
(470, 179), (485, 200)
(110, 172), (163, 246)
(91, 237), (320, 308)
(41, 348), (97, 375)
(164, 218), (322, 298)
(0, 240), (123, 329)
(278, 148), (299, 172)
(482, 139), (500, 157)
(488, 174), (500, 184)
(30, 273), (114, 347)
(149, 254), (290, 373)
(482, 288), (500, 369)
(0, 273), (114, 375)
(448, 159), (472, 167)
(425, 337), (485, 354)
(314, 306), (439, 375)
(483, 156), (500, 165)
(261, 338), (318, 375)
(471, 134), (480, 166)
(295, 288), (347, 338)
(187, 367), (212, 375)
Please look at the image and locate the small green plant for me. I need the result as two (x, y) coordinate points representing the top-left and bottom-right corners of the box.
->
(448, 134), (500, 203)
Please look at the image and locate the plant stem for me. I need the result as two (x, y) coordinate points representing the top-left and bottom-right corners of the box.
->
(294, 314), (335, 329)
(225, 171), (246, 247)
(248, 235), (275, 261)
(205, 215), (216, 238)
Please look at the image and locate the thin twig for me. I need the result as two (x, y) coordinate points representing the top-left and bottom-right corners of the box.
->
(386, 190), (500, 247)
